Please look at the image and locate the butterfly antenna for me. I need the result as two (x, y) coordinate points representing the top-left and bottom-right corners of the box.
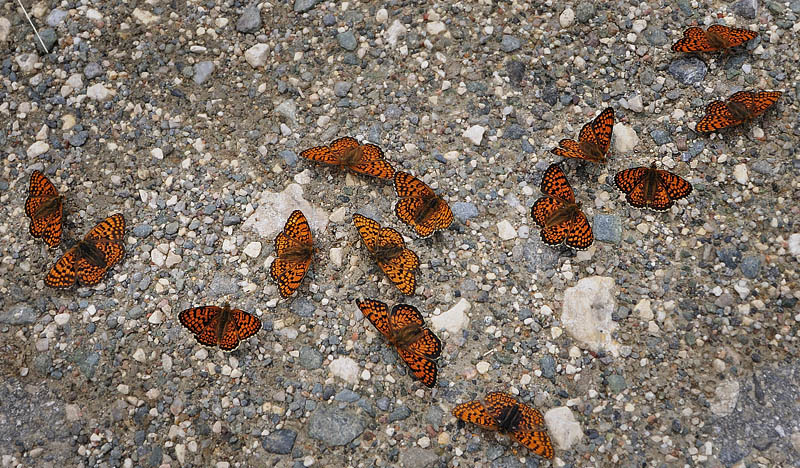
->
(16, 0), (49, 53)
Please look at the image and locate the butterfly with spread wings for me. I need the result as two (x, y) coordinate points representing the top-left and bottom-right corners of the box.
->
(25, 170), (64, 247)
(614, 164), (693, 212)
(672, 25), (758, 53)
(356, 299), (441, 387)
(178, 304), (262, 352)
(531, 164), (593, 250)
(45, 213), (126, 288)
(394, 171), (454, 238)
(300, 137), (396, 179)
(353, 214), (419, 295)
(452, 392), (554, 459)
(551, 107), (615, 164)
(269, 210), (314, 298)
(695, 90), (782, 133)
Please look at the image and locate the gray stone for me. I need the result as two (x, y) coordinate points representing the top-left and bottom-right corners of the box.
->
(500, 35), (521, 53)
(505, 60), (525, 84)
(84, 62), (104, 79)
(399, 448), (438, 468)
(291, 297), (315, 317)
(503, 124), (526, 140)
(132, 224), (153, 238)
(236, 5), (261, 33)
(193, 61), (215, 84)
(650, 128), (671, 145)
(261, 429), (297, 454)
(68, 130), (89, 147)
(322, 13), (336, 26)
(607, 374), (627, 393)
(279, 150), (298, 166)
(337, 31), (357, 51)
(79, 351), (101, 378)
(388, 405), (411, 422)
(209, 273), (237, 296)
(733, 0), (758, 19)
(293, 0), (320, 13)
(740, 255), (761, 279)
(425, 405), (444, 430)
(452, 202), (478, 222)
(334, 81), (352, 97)
(644, 27), (668, 46)
(275, 100), (297, 126)
(36, 28), (57, 54)
(540, 355), (556, 379)
(128, 306), (145, 319)
(46, 9), (68, 27)
(668, 57), (707, 85)
(298, 346), (323, 370)
(307, 405), (365, 447)
(575, 2), (596, 23)
(593, 214), (622, 244)
(1, 304), (37, 325)
(335, 389), (360, 402)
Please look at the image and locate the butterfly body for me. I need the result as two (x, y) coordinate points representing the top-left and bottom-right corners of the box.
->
(451, 392), (554, 459)
(614, 163), (693, 211)
(551, 107), (614, 164)
(695, 90), (781, 133)
(531, 164), (593, 250)
(356, 299), (441, 387)
(300, 137), (395, 179)
(45, 213), (126, 288)
(25, 170), (64, 247)
(178, 304), (262, 351)
(270, 210), (314, 298)
(353, 214), (418, 295)
(394, 172), (454, 237)
(671, 25), (758, 53)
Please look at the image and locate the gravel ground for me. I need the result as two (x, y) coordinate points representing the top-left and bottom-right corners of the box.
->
(1, 1), (799, 467)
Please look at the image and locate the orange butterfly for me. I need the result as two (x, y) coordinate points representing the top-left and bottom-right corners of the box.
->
(269, 210), (314, 298)
(531, 164), (593, 250)
(394, 171), (454, 238)
(178, 304), (262, 351)
(551, 107), (614, 163)
(45, 213), (126, 288)
(355, 299), (441, 387)
(25, 170), (64, 247)
(672, 25), (757, 53)
(614, 164), (693, 212)
(353, 214), (419, 295)
(300, 137), (396, 179)
(452, 392), (554, 459)
(695, 90), (782, 133)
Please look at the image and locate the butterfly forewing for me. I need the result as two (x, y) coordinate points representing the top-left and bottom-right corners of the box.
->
(270, 210), (313, 298)
(25, 171), (64, 247)
(394, 172), (453, 237)
(353, 214), (418, 295)
(552, 108), (613, 163)
(532, 165), (593, 250)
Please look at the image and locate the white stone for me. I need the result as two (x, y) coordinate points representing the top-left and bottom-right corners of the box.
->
(733, 164), (748, 185)
(175, 444), (186, 464)
(54, 313), (70, 326)
(132, 8), (159, 25)
(294, 169), (312, 185)
(789, 234), (800, 257)
(627, 94), (644, 113)
(0, 17), (10, 42)
(329, 248), (343, 267)
(431, 299), (471, 335)
(244, 242), (262, 258)
(385, 20), (407, 46)
(242, 184), (328, 240)
(65, 404), (80, 421)
(15, 53), (38, 73)
(87, 83), (115, 102)
(496, 220), (517, 240)
(329, 206), (347, 223)
(165, 251), (182, 267)
(27, 141), (49, 158)
(329, 357), (359, 384)
(463, 125), (485, 146)
(66, 73), (84, 90)
(613, 123), (639, 153)
(545, 407), (583, 450)
(146, 388), (160, 399)
(426, 21), (446, 35)
(86, 8), (103, 21)
(476, 361), (490, 374)
(710, 379), (740, 416)
(35, 125), (48, 141)
(375, 8), (388, 23)
(132, 348), (147, 363)
(634, 299), (653, 321)
(150, 249), (166, 266)
(559, 8), (575, 28)
(632, 19), (647, 34)
(561, 276), (620, 356)
(244, 44), (269, 68)
(117, 384), (130, 394)
(792, 432), (800, 453)
(148, 309), (164, 324)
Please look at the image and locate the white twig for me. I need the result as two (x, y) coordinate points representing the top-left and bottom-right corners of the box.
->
(16, 0), (49, 53)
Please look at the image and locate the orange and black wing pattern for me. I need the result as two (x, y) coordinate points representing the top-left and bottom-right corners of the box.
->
(353, 214), (419, 295)
(672, 25), (757, 52)
(178, 305), (262, 351)
(614, 164), (692, 211)
(551, 107), (614, 163)
(394, 171), (453, 238)
(44, 213), (126, 288)
(25, 170), (63, 247)
(300, 136), (395, 179)
(531, 164), (593, 250)
(270, 210), (313, 298)
(696, 90), (781, 133)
